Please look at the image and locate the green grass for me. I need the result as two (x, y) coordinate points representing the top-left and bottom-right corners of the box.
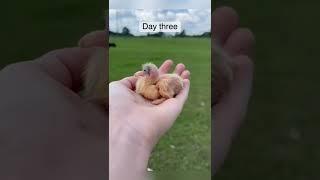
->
(215, 1), (320, 179)
(109, 37), (211, 171)
(1, 1), (211, 174)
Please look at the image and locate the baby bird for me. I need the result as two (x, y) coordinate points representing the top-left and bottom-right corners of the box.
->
(80, 43), (232, 107)
(156, 73), (184, 104)
(135, 63), (161, 101)
(135, 63), (184, 105)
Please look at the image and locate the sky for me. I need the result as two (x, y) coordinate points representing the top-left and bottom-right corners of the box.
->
(109, 9), (211, 36)
(110, 0), (211, 9)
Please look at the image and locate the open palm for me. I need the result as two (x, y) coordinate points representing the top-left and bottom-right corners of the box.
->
(109, 60), (190, 146)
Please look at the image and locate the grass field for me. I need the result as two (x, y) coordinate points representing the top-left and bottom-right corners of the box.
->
(3, 0), (320, 177)
(109, 37), (211, 171)
(1, 1), (211, 174)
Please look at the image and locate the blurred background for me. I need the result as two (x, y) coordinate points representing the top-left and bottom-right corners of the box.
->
(214, 1), (320, 179)
(1, 0), (211, 174)
(1, 0), (105, 68)
(3, 0), (320, 178)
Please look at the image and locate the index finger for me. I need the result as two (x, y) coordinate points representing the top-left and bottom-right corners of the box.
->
(158, 60), (173, 74)
(78, 30), (107, 48)
(213, 7), (239, 45)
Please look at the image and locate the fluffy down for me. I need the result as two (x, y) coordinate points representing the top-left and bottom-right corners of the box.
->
(135, 76), (161, 100)
(157, 74), (183, 98)
(135, 62), (184, 105)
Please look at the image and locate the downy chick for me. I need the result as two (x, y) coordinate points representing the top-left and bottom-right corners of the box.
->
(155, 73), (184, 104)
(135, 63), (161, 101)
(80, 42), (232, 107)
(135, 63), (184, 105)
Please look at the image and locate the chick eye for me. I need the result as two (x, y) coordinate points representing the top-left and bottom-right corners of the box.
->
(143, 69), (146, 71)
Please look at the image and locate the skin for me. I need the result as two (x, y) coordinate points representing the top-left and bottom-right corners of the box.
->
(109, 61), (190, 180)
(0, 30), (190, 180)
(0, 6), (254, 179)
(82, 6), (255, 175)
(0, 47), (107, 179)
(72, 8), (256, 176)
(212, 6), (255, 174)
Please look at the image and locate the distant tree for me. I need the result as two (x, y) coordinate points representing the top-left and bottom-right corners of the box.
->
(156, 32), (164, 37)
(121, 27), (133, 36)
(109, 31), (118, 36)
(200, 32), (211, 37)
(175, 30), (186, 37)
(147, 32), (164, 37)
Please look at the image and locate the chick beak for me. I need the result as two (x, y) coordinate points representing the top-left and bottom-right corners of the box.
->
(143, 69), (150, 76)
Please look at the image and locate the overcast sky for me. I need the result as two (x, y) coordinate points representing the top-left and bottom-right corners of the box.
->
(110, 0), (210, 9)
(109, 9), (211, 36)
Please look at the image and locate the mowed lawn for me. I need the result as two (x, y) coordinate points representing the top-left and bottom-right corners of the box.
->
(109, 37), (211, 171)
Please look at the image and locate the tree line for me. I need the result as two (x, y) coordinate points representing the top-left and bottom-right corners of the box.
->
(110, 27), (211, 38)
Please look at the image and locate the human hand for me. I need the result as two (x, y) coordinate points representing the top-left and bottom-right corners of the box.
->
(0, 34), (108, 179)
(79, 30), (191, 179)
(110, 60), (190, 146)
(212, 7), (255, 173)
(109, 61), (190, 180)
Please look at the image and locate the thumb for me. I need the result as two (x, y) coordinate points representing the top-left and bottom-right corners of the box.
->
(118, 76), (139, 90)
(36, 47), (105, 91)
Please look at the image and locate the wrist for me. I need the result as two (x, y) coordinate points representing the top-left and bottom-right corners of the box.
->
(109, 122), (152, 180)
